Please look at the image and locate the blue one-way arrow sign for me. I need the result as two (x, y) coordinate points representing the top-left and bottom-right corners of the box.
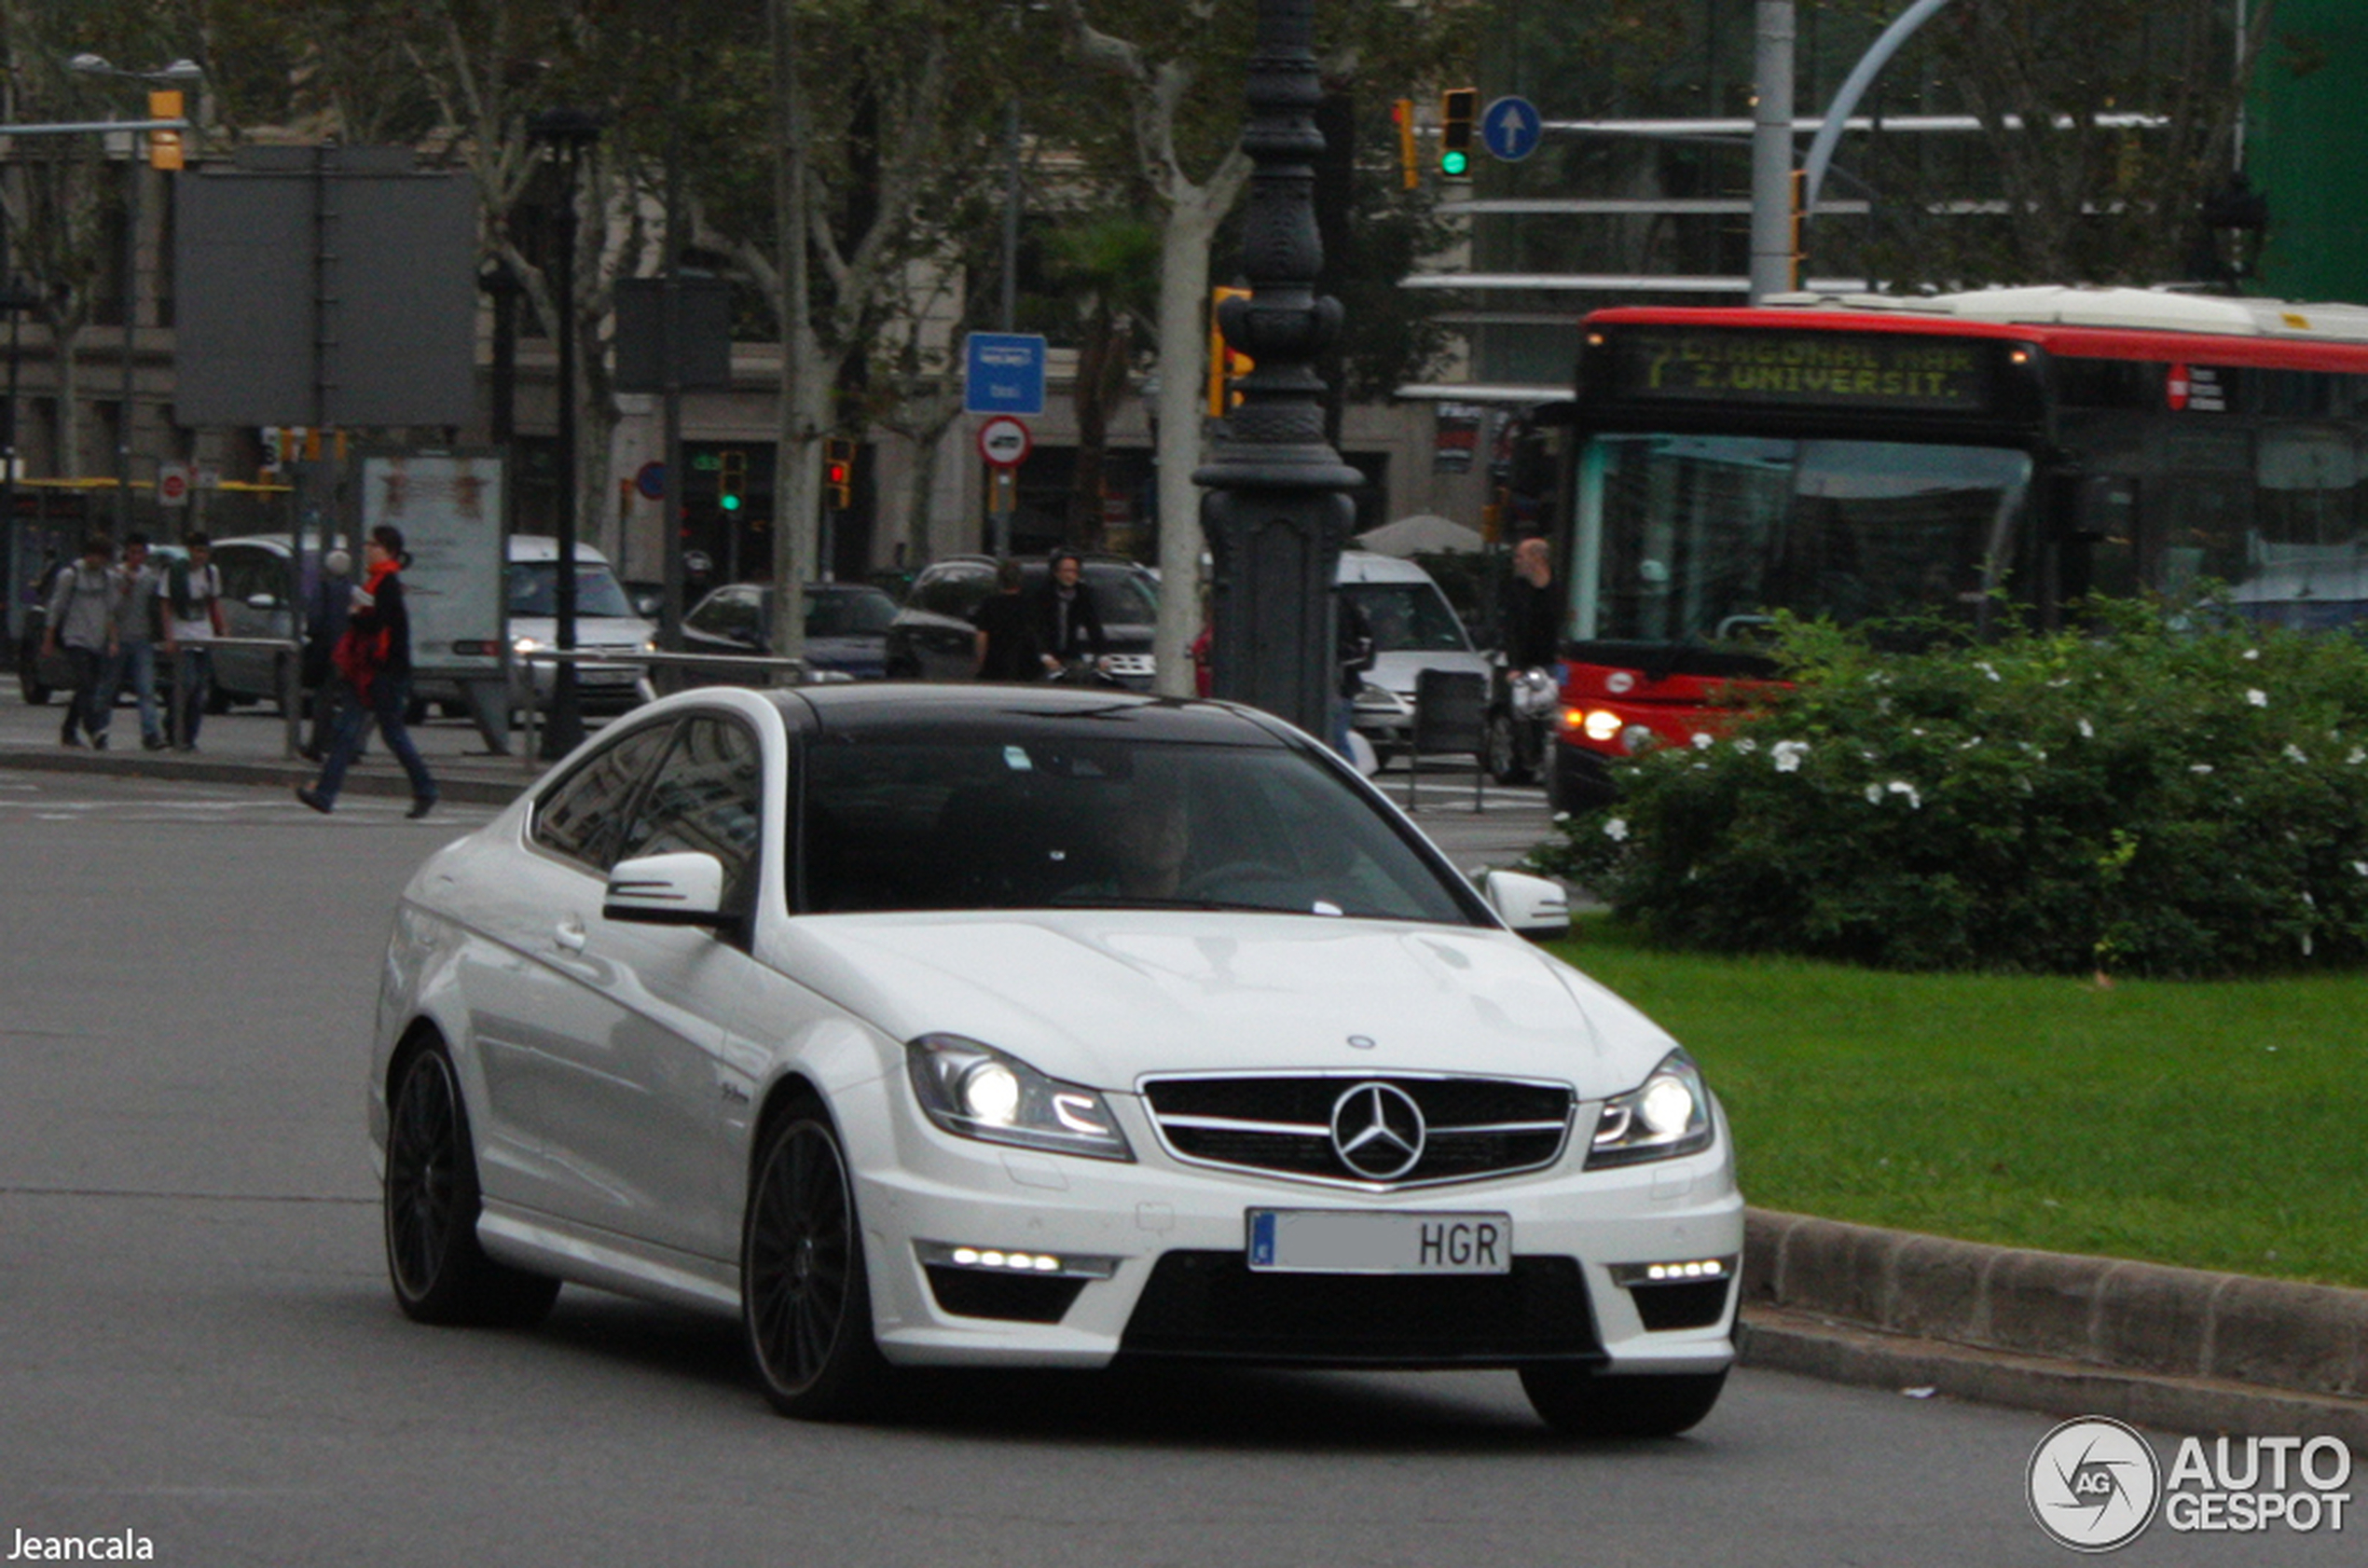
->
(1481, 96), (1543, 162)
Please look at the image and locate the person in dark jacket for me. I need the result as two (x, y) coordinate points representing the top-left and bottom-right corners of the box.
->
(1500, 536), (1561, 669)
(1032, 549), (1108, 676)
(299, 548), (360, 761)
(296, 525), (436, 818)
(971, 557), (1040, 681)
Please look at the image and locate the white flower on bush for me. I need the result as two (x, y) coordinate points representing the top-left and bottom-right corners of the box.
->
(1733, 737), (1758, 754)
(2244, 647), (2261, 660)
(1691, 732), (1714, 750)
(1771, 740), (1810, 773)
(1604, 818), (1630, 842)
(1863, 784), (1883, 805)
(2077, 717), (2095, 739)
(1886, 779), (1922, 808)
(2349, 749), (2365, 766)
(2248, 689), (2269, 708)
(2353, 861), (2368, 878)
(2285, 744), (2310, 764)
(2191, 763), (2214, 775)
(1977, 661), (2002, 682)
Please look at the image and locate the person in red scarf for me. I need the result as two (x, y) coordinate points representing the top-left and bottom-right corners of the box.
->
(296, 525), (438, 818)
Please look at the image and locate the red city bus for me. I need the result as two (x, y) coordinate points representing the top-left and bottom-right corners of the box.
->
(1545, 287), (2368, 809)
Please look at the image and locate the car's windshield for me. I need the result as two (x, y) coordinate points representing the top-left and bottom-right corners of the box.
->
(799, 734), (1474, 923)
(507, 560), (638, 619)
(1576, 433), (2032, 642)
(806, 587), (899, 637)
(1342, 582), (1472, 653)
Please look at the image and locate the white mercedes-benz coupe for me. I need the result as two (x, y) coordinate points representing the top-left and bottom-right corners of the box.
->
(367, 684), (1742, 1435)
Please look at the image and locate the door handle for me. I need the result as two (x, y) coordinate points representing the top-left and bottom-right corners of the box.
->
(554, 918), (588, 954)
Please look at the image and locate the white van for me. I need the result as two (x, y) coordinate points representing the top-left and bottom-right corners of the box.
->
(1335, 550), (1493, 760)
(500, 536), (658, 713)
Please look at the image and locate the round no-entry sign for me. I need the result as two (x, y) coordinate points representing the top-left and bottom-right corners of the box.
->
(978, 416), (1032, 468)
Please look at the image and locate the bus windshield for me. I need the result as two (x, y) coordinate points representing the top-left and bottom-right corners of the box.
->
(1576, 433), (2033, 643)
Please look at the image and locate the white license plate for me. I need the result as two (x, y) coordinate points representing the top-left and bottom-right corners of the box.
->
(1246, 1209), (1511, 1275)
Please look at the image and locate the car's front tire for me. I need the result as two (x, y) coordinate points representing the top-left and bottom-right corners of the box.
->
(742, 1096), (887, 1420)
(1519, 1366), (1727, 1438)
(382, 1039), (559, 1328)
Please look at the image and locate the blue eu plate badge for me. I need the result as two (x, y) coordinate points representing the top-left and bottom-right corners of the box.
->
(1249, 1211), (1278, 1268)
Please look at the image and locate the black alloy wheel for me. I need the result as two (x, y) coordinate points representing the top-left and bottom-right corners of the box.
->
(742, 1098), (886, 1419)
(1519, 1365), (1728, 1438)
(383, 1040), (559, 1328)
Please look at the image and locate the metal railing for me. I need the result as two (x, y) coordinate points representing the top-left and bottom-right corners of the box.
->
(510, 646), (826, 770)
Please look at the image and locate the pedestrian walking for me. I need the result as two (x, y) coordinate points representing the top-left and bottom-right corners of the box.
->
(158, 532), (227, 750)
(42, 534), (123, 750)
(297, 525), (437, 818)
(971, 557), (1040, 681)
(112, 532), (167, 750)
(300, 548), (357, 761)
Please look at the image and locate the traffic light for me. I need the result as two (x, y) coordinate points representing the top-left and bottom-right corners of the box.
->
(1439, 87), (1477, 179)
(719, 448), (746, 513)
(1208, 286), (1252, 417)
(147, 90), (184, 172)
(822, 437), (854, 510)
(1392, 98), (1419, 190)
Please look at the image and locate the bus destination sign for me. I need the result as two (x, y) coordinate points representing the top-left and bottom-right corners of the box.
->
(1611, 329), (1993, 412)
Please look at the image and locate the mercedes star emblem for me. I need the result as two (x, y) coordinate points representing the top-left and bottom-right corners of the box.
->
(1330, 1081), (1426, 1181)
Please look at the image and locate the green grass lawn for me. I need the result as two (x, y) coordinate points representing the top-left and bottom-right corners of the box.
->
(1547, 920), (2368, 1289)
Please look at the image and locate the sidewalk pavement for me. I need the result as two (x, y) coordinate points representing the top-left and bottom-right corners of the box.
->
(7, 684), (2358, 1445)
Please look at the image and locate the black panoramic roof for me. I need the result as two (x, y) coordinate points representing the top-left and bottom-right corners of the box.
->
(771, 684), (1294, 748)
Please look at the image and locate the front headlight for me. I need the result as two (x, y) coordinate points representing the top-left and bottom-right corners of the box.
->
(512, 636), (544, 656)
(1586, 1049), (1714, 1168)
(906, 1035), (1134, 1162)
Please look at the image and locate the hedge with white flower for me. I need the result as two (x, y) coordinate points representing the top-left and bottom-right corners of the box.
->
(1533, 603), (2368, 976)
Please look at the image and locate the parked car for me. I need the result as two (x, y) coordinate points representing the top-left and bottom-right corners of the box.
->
(207, 534), (305, 710)
(680, 582), (899, 681)
(1338, 551), (1494, 763)
(367, 682), (1739, 1433)
(885, 553), (1159, 688)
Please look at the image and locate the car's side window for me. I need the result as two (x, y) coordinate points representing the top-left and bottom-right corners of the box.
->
(613, 716), (764, 913)
(530, 722), (676, 872)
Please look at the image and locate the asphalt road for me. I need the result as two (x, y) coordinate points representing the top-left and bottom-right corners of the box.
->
(1, 771), (2348, 1568)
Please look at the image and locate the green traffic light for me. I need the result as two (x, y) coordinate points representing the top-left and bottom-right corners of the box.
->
(1441, 150), (1468, 176)
(720, 493), (741, 512)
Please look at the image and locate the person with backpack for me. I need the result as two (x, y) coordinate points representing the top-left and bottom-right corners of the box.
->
(158, 532), (227, 750)
(41, 534), (124, 750)
(296, 525), (437, 818)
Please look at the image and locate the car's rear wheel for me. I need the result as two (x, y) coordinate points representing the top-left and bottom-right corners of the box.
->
(1519, 1366), (1727, 1438)
(742, 1097), (886, 1420)
(19, 645), (49, 705)
(383, 1039), (559, 1328)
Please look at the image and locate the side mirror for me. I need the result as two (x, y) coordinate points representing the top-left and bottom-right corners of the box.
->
(1480, 868), (1569, 940)
(604, 851), (729, 927)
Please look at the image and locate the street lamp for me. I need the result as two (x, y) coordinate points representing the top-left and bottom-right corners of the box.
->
(1191, 0), (1361, 739)
(527, 107), (602, 758)
(65, 55), (202, 536)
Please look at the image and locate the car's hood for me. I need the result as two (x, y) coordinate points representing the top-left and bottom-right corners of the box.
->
(761, 911), (1674, 1098)
(1370, 649), (1493, 696)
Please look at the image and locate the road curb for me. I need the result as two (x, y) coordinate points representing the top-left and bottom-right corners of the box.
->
(1743, 1209), (2368, 1445)
(0, 747), (521, 806)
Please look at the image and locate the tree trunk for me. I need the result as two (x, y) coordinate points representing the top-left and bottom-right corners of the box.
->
(1150, 181), (1222, 697)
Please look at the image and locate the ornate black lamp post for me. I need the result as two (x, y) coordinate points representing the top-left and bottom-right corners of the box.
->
(1192, 0), (1363, 740)
(529, 108), (601, 758)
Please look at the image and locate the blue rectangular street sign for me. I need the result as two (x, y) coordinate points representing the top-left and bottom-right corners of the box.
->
(964, 332), (1048, 416)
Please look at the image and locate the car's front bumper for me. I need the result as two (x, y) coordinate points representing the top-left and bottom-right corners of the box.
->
(844, 1079), (1742, 1374)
